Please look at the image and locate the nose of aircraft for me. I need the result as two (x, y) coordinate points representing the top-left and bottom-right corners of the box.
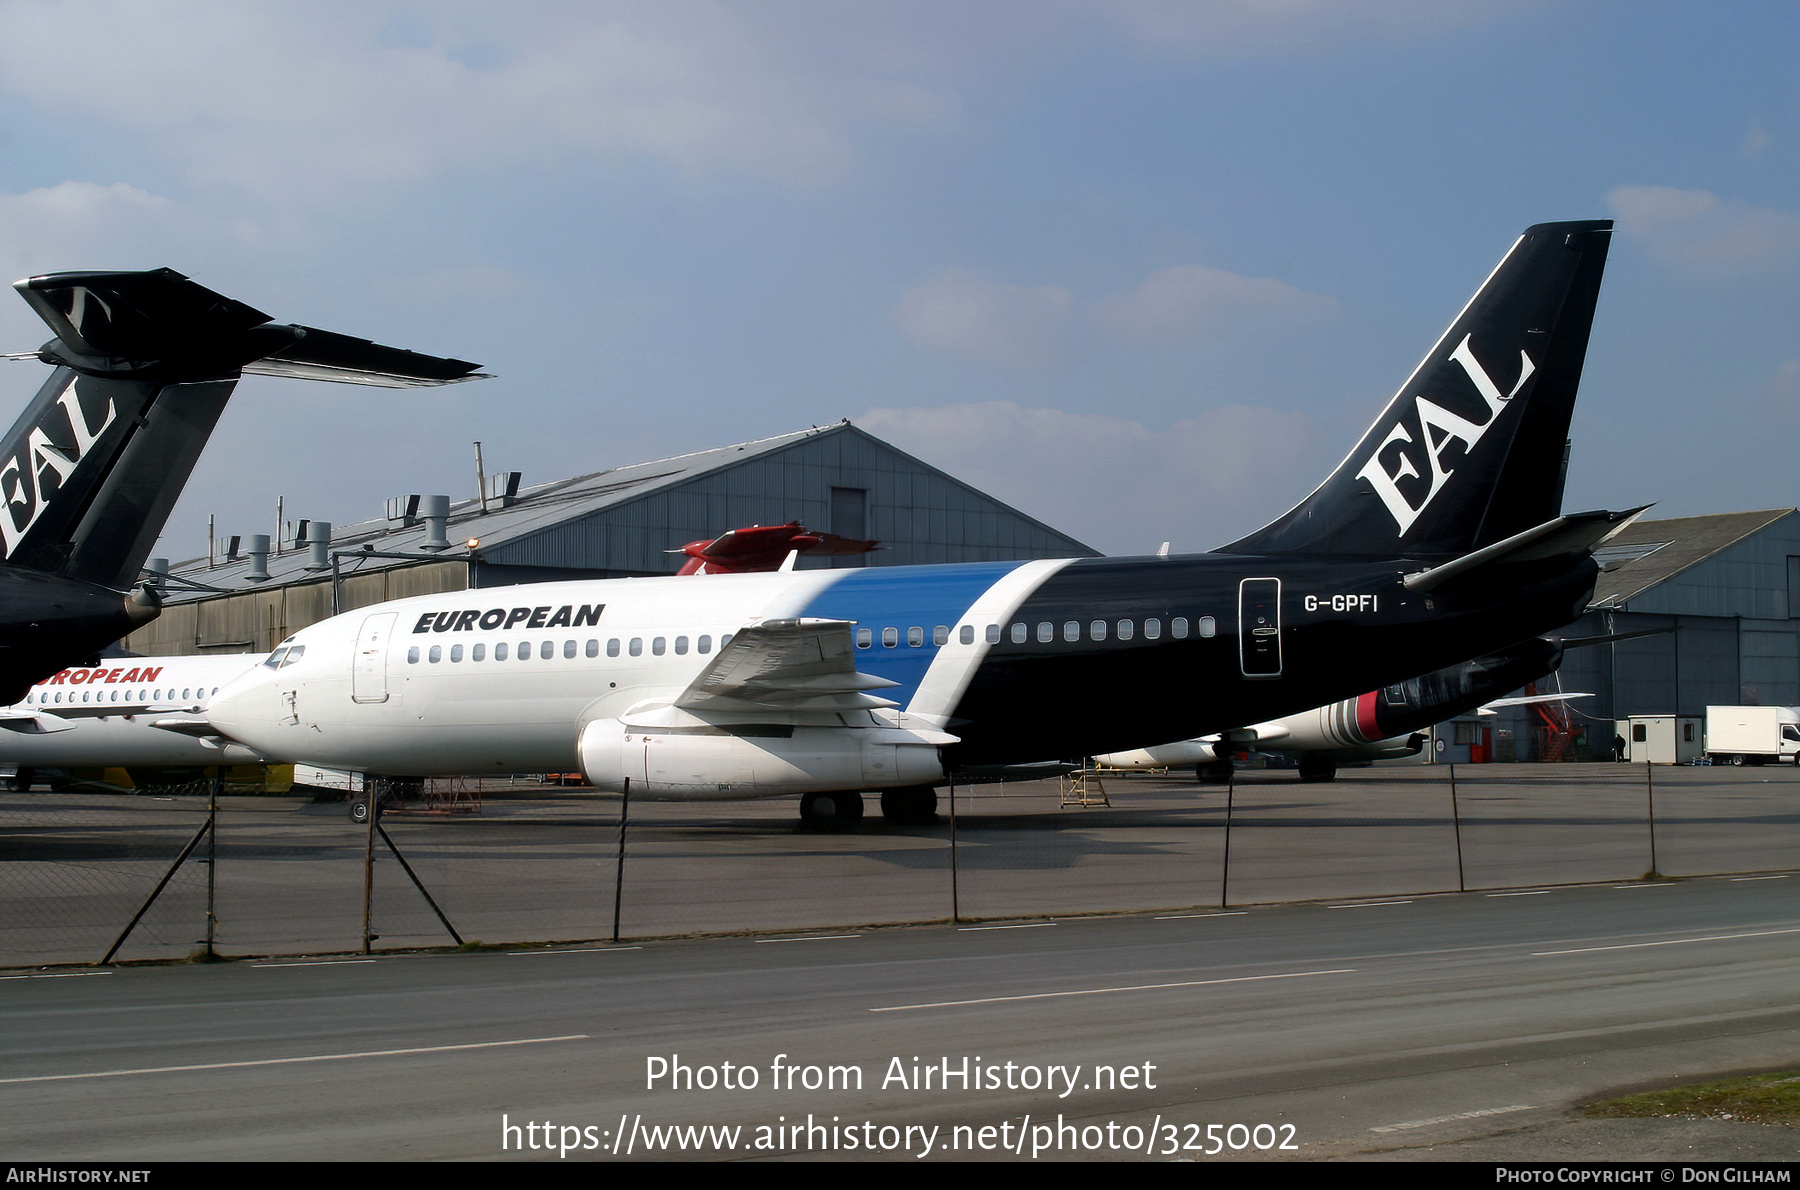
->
(204, 666), (280, 746)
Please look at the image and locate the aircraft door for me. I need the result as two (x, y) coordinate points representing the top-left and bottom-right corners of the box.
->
(1238, 578), (1282, 678)
(351, 612), (398, 704)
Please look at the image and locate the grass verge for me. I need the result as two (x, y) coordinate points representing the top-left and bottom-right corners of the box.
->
(1584, 1071), (1800, 1125)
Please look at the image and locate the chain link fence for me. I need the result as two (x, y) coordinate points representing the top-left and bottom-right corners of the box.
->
(3, 762), (1795, 968)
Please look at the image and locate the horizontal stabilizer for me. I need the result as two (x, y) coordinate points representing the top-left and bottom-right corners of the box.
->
(1402, 506), (1648, 594)
(14, 268), (487, 385)
(246, 324), (491, 388)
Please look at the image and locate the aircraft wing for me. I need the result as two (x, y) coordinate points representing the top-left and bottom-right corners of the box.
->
(672, 618), (902, 714)
(0, 711), (78, 734)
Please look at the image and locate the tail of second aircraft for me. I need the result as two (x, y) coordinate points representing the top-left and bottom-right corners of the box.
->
(1218, 220), (1613, 560)
(0, 269), (488, 590)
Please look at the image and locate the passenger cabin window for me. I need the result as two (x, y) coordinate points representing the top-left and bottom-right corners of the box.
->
(1198, 616), (1216, 638)
(607, 639), (620, 658)
(1145, 618), (1161, 639)
(882, 627), (898, 648)
(473, 644), (486, 661)
(496, 643), (509, 661)
(698, 635), (712, 654)
(651, 637), (665, 656)
(986, 624), (1000, 644)
(541, 641), (555, 659)
(1011, 623), (1027, 643)
(1172, 617), (1189, 639)
(564, 640), (577, 659)
(429, 646), (442, 663)
(1117, 620), (1134, 640)
(1063, 621), (1079, 641)
(450, 644), (463, 662)
(629, 638), (643, 657)
(856, 628), (872, 649)
(960, 625), (975, 645)
(908, 626), (924, 647)
(586, 639), (599, 658)
(1037, 623), (1053, 643)
(674, 636), (688, 655)
(408, 647), (420, 664)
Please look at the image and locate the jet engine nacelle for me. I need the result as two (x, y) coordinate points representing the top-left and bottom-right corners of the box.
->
(579, 718), (947, 800)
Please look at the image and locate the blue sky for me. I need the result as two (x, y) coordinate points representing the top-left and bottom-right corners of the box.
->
(0, 0), (1794, 558)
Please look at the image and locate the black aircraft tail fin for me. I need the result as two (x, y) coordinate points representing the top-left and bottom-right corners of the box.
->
(1, 269), (488, 589)
(1217, 220), (1613, 560)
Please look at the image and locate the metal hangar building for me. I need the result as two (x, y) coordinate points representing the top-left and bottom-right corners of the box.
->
(124, 422), (1097, 658)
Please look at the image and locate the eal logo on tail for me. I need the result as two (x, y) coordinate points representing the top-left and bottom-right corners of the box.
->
(0, 387), (118, 555)
(1355, 334), (1536, 535)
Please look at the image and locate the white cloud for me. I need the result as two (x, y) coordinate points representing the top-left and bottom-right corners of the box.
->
(0, 1), (971, 205)
(858, 400), (1326, 553)
(0, 1), (1537, 214)
(892, 270), (1074, 370)
(0, 181), (216, 346)
(1091, 264), (1336, 345)
(1607, 186), (1800, 272)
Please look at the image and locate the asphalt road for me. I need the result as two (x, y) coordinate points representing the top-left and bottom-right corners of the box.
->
(5, 869), (1799, 1162)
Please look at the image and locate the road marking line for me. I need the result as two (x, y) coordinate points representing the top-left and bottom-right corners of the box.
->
(0, 971), (113, 980)
(1156, 912), (1249, 919)
(1608, 883), (1674, 889)
(505, 947), (643, 955)
(253, 960), (377, 968)
(1371, 1104), (1536, 1133)
(1730, 875), (1790, 882)
(1327, 900), (1412, 908)
(1533, 927), (1800, 956)
(1487, 890), (1553, 897)
(871, 969), (1356, 1012)
(958, 923), (1056, 931)
(0, 1034), (592, 1084)
(756, 935), (861, 943)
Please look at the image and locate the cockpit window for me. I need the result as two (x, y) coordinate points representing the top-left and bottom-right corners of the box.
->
(263, 647), (289, 669)
(280, 646), (305, 667)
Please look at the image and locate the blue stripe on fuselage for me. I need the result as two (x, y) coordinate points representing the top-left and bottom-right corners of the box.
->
(800, 561), (1027, 704)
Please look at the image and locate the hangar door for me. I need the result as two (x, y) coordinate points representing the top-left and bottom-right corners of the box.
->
(351, 612), (397, 704)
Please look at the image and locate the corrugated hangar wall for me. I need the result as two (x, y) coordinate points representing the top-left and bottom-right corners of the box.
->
(482, 426), (1085, 573)
(123, 424), (1095, 658)
(1555, 510), (1800, 727)
(125, 561), (469, 656)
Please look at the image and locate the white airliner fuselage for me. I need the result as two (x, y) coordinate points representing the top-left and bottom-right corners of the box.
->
(1, 653), (264, 770)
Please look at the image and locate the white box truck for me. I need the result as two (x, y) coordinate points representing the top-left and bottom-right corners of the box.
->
(1703, 706), (1800, 765)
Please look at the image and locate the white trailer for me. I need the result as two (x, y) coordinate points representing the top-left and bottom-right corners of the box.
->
(1703, 706), (1800, 766)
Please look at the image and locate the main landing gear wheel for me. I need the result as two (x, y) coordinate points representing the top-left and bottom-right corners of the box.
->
(1297, 755), (1338, 783)
(880, 785), (939, 825)
(1197, 759), (1234, 785)
(799, 791), (864, 829)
